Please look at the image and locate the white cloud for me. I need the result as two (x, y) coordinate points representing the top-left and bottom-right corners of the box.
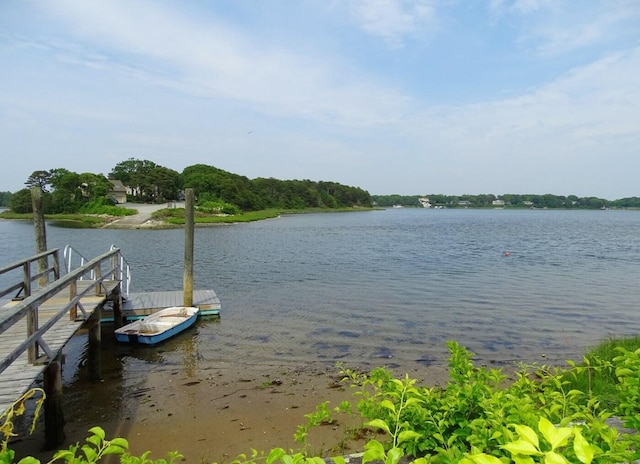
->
(37, 0), (411, 128)
(348, 0), (438, 47)
(489, 1), (640, 56)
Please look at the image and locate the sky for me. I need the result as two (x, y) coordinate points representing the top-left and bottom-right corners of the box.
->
(1, 1), (639, 199)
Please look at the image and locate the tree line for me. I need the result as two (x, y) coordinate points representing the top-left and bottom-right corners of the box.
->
(372, 193), (640, 209)
(4, 158), (373, 214)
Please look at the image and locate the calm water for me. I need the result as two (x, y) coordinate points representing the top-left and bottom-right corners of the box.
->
(2, 209), (640, 390)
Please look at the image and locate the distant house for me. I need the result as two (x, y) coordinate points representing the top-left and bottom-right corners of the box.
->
(418, 197), (432, 208)
(492, 199), (505, 207)
(108, 180), (127, 204)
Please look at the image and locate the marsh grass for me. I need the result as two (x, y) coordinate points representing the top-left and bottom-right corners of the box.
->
(563, 336), (640, 410)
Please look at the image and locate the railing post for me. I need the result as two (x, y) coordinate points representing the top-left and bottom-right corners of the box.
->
(52, 250), (60, 280)
(22, 262), (31, 298)
(69, 280), (77, 321)
(111, 253), (119, 281)
(27, 304), (39, 363)
(94, 264), (103, 296)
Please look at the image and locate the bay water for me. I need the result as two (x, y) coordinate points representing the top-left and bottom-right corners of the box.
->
(2, 208), (640, 392)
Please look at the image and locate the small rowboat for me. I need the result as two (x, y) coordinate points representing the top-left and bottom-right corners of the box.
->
(114, 306), (199, 345)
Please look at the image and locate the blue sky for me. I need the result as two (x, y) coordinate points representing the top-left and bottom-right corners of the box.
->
(1, 0), (639, 199)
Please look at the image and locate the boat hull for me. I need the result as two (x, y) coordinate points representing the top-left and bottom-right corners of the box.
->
(114, 306), (199, 345)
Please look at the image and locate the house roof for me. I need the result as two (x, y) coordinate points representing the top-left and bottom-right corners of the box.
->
(109, 180), (127, 192)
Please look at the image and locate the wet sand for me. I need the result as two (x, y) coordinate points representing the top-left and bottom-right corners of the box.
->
(10, 362), (451, 463)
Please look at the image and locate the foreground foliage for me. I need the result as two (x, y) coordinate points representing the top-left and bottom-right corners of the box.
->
(3, 340), (640, 464)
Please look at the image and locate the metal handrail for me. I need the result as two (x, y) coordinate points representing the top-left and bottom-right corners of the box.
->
(110, 244), (131, 297)
(63, 245), (95, 280)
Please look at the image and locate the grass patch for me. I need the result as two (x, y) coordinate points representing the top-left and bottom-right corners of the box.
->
(153, 208), (282, 224)
(563, 336), (640, 410)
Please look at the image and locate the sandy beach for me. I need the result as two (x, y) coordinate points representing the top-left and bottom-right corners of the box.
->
(10, 361), (452, 463)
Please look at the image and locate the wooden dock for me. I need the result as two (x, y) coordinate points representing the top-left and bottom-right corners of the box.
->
(0, 246), (221, 447)
(0, 280), (119, 415)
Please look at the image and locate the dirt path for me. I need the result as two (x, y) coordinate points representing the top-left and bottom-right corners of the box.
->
(103, 202), (184, 228)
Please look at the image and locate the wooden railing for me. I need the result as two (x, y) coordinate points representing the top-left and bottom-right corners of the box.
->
(0, 248), (124, 374)
(0, 249), (61, 301)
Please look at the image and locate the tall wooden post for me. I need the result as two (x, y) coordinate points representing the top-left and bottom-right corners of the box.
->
(112, 284), (124, 328)
(183, 188), (195, 307)
(31, 187), (48, 287)
(87, 308), (102, 381)
(29, 187), (46, 362)
(43, 353), (65, 449)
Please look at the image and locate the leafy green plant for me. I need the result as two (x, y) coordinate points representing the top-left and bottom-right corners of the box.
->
(338, 341), (639, 464)
(612, 346), (640, 430)
(462, 416), (599, 464)
(48, 427), (128, 463)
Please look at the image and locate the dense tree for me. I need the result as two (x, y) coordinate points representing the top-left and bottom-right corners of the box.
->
(148, 166), (182, 201)
(109, 158), (159, 201)
(0, 191), (12, 207)
(25, 170), (52, 192)
(14, 158), (635, 216)
(9, 188), (33, 213)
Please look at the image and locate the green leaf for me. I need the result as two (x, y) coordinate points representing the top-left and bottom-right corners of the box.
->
(391, 379), (404, 389)
(404, 397), (422, 407)
(110, 437), (129, 449)
(462, 453), (504, 464)
(306, 457), (326, 464)
(331, 457), (346, 464)
(615, 367), (634, 377)
(51, 450), (75, 461)
(16, 458), (40, 464)
(512, 424), (539, 448)
(366, 419), (391, 435)
(573, 430), (594, 464)
(88, 426), (106, 441)
(363, 440), (386, 464)
(386, 447), (403, 464)
(543, 451), (569, 464)
(513, 456), (536, 464)
(103, 444), (127, 455)
(502, 440), (541, 456)
(86, 430), (101, 445)
(380, 399), (397, 413)
(267, 448), (287, 464)
(538, 417), (572, 450)
(397, 430), (421, 444)
(81, 445), (98, 462)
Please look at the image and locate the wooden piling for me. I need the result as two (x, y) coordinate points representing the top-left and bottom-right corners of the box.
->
(87, 307), (102, 381)
(31, 187), (48, 288)
(111, 283), (124, 328)
(43, 353), (64, 449)
(183, 188), (195, 307)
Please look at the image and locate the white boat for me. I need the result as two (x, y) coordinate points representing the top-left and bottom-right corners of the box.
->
(115, 306), (199, 345)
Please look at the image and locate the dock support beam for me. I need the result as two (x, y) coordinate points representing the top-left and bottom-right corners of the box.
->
(183, 188), (195, 307)
(43, 353), (64, 449)
(111, 283), (124, 328)
(87, 307), (102, 381)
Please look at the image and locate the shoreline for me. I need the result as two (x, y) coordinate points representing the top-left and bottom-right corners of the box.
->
(10, 362), (453, 463)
